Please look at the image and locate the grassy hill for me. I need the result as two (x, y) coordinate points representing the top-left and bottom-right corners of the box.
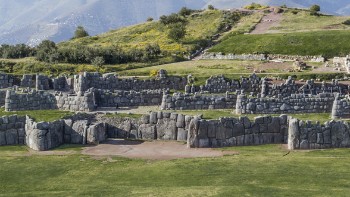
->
(59, 9), (225, 54)
(210, 9), (350, 58)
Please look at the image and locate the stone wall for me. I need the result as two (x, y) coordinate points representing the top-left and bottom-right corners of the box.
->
(74, 72), (187, 93)
(5, 90), (57, 111)
(0, 73), (14, 88)
(36, 74), (51, 90)
(0, 90), (6, 106)
(20, 74), (35, 88)
(95, 89), (163, 107)
(138, 112), (192, 141)
(55, 92), (95, 112)
(161, 92), (237, 110)
(0, 115), (26, 146)
(288, 118), (350, 149)
(25, 116), (107, 151)
(187, 115), (288, 148)
(200, 52), (325, 62)
(331, 94), (350, 119)
(201, 52), (267, 61)
(236, 93), (335, 114)
(53, 76), (73, 91)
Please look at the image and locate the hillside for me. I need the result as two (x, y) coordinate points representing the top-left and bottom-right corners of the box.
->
(3, 0), (350, 45)
(209, 9), (350, 58)
(0, 0), (207, 46)
(59, 9), (226, 54)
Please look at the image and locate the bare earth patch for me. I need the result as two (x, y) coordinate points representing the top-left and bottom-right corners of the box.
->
(82, 139), (238, 160)
(250, 13), (283, 34)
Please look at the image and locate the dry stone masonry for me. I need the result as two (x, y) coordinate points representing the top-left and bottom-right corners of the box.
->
(236, 93), (335, 114)
(187, 115), (288, 148)
(0, 115), (26, 146)
(288, 118), (350, 149)
(161, 92), (237, 110)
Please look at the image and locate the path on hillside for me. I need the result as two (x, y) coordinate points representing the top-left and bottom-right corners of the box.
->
(250, 12), (283, 34)
(82, 139), (237, 160)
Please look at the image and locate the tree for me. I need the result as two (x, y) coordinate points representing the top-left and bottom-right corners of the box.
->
(208, 5), (215, 10)
(310, 4), (321, 12)
(160, 13), (187, 25)
(145, 43), (161, 59)
(73, 26), (89, 39)
(35, 40), (58, 62)
(179, 7), (193, 17)
(147, 17), (154, 22)
(168, 23), (186, 41)
(91, 56), (105, 67)
(310, 4), (320, 15)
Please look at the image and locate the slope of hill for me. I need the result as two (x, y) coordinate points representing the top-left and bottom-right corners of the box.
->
(0, 0), (206, 46)
(209, 9), (350, 58)
(204, 0), (350, 15)
(2, 0), (350, 45)
(59, 9), (226, 54)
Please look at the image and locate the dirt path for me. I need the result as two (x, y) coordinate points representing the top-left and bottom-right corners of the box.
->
(82, 139), (237, 160)
(250, 12), (282, 34)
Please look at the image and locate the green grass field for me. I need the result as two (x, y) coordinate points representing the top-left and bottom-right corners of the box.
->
(270, 10), (350, 33)
(209, 30), (350, 58)
(1, 144), (350, 196)
(0, 109), (73, 122)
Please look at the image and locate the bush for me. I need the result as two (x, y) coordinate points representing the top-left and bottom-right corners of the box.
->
(72, 26), (89, 39)
(208, 5), (215, 10)
(310, 4), (321, 12)
(159, 14), (187, 25)
(178, 7), (195, 17)
(149, 69), (158, 77)
(244, 3), (269, 10)
(168, 23), (186, 41)
(146, 17), (154, 22)
(291, 10), (299, 15)
(342, 19), (350, 25)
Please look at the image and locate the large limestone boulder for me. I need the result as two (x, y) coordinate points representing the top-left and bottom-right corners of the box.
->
(187, 117), (200, 148)
(288, 118), (300, 150)
(87, 123), (107, 145)
(138, 124), (156, 140)
(71, 120), (89, 144)
(156, 119), (177, 140)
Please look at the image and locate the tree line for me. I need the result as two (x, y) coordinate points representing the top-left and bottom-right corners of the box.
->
(0, 41), (161, 66)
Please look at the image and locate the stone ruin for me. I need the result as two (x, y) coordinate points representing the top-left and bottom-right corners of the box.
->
(0, 70), (349, 151)
(2, 111), (350, 151)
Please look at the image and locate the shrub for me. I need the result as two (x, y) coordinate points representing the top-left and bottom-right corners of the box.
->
(146, 17), (154, 22)
(72, 26), (89, 39)
(310, 4), (321, 12)
(342, 19), (350, 25)
(149, 69), (158, 77)
(159, 14), (187, 25)
(244, 3), (269, 10)
(178, 7), (195, 17)
(208, 5), (215, 10)
(291, 10), (299, 15)
(168, 23), (186, 41)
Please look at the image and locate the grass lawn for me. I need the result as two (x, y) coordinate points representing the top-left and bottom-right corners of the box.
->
(209, 30), (350, 58)
(270, 10), (350, 33)
(0, 108), (73, 122)
(0, 144), (350, 196)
